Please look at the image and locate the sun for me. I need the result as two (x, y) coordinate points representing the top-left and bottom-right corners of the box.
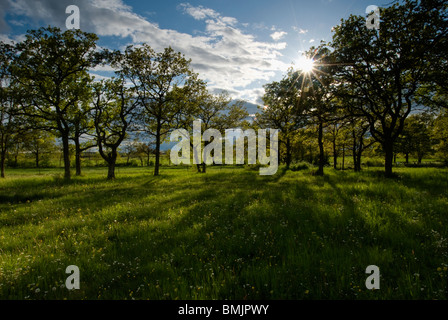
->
(296, 56), (315, 73)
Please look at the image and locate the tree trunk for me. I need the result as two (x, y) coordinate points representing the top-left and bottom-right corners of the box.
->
(333, 140), (338, 170)
(352, 151), (358, 172)
(0, 150), (5, 178)
(35, 149), (39, 168)
(200, 140), (209, 173)
(106, 147), (117, 179)
(342, 146), (345, 170)
(353, 154), (362, 172)
(316, 120), (324, 176)
(0, 133), (6, 177)
(356, 149), (362, 172)
(107, 160), (116, 179)
(154, 122), (161, 176)
(62, 133), (71, 180)
(383, 140), (394, 178)
(352, 130), (358, 172)
(285, 137), (292, 169)
(75, 136), (82, 176)
(352, 134), (357, 172)
(405, 153), (409, 164)
(353, 130), (364, 172)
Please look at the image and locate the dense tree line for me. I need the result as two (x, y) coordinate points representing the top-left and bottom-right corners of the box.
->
(0, 0), (447, 179)
(256, 0), (448, 177)
(0, 27), (247, 179)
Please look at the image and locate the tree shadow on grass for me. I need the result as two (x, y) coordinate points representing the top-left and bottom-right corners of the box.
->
(4, 167), (447, 299)
(1, 167), (314, 299)
(0, 193), (47, 205)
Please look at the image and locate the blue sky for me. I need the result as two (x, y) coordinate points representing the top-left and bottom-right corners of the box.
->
(0, 0), (386, 105)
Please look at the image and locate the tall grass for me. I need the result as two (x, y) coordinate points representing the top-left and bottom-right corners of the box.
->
(0, 166), (447, 299)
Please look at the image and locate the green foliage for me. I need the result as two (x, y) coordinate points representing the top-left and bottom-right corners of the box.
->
(118, 45), (195, 176)
(396, 113), (434, 163)
(331, 0), (448, 176)
(432, 111), (448, 162)
(289, 161), (313, 171)
(92, 76), (138, 179)
(175, 79), (248, 173)
(0, 41), (22, 178)
(1, 1), (448, 301)
(258, 74), (306, 167)
(364, 159), (384, 168)
(11, 26), (99, 179)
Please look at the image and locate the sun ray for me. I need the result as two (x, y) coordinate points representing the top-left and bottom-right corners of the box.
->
(296, 56), (315, 73)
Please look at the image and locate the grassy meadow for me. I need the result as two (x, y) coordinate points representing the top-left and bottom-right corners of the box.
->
(0, 165), (447, 300)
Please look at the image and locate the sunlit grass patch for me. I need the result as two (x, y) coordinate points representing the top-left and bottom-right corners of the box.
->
(0, 166), (447, 299)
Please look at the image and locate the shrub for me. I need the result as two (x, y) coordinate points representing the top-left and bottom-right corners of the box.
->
(365, 159), (383, 167)
(289, 161), (313, 171)
(245, 163), (263, 171)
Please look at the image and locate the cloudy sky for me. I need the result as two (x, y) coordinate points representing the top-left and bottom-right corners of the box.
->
(0, 0), (383, 105)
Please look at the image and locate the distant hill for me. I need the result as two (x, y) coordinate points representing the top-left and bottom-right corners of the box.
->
(160, 100), (261, 151)
(240, 101), (261, 117)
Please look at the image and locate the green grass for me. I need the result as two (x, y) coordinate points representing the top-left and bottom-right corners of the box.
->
(0, 165), (447, 300)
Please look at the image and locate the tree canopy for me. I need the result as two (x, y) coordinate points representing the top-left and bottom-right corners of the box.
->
(0, 0), (447, 178)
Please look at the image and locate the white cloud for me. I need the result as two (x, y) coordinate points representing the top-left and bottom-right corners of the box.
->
(2, 0), (290, 103)
(89, 73), (112, 82)
(251, 22), (268, 30)
(0, 33), (26, 44)
(237, 88), (266, 105)
(178, 3), (219, 20)
(133, 2), (290, 95)
(309, 39), (315, 43)
(221, 16), (238, 26)
(90, 64), (117, 72)
(270, 31), (287, 41)
(293, 26), (308, 34)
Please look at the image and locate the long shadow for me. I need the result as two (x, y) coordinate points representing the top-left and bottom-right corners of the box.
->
(112, 169), (447, 299)
(50, 169), (297, 297)
(5, 167), (446, 299)
(325, 171), (433, 246)
(0, 193), (48, 204)
(264, 166), (288, 183)
(325, 175), (356, 214)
